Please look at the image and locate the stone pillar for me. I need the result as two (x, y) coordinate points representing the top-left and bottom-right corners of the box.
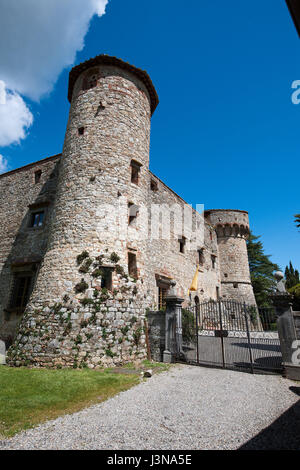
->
(163, 281), (184, 363)
(277, 307), (300, 380)
(272, 294), (294, 317)
(146, 311), (165, 362)
(271, 272), (293, 317)
(0, 340), (5, 365)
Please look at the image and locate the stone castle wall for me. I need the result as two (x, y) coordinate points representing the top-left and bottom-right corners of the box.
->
(0, 56), (257, 367)
(8, 251), (147, 369)
(0, 156), (60, 345)
(29, 64), (152, 307)
(147, 173), (221, 305)
(205, 210), (256, 305)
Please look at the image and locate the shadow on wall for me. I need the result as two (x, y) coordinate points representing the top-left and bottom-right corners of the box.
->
(239, 388), (300, 450)
(0, 160), (60, 348)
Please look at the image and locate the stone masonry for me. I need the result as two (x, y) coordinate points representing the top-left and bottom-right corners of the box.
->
(0, 54), (256, 368)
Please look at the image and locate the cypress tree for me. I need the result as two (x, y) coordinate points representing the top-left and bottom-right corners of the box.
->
(247, 232), (279, 307)
(285, 261), (300, 289)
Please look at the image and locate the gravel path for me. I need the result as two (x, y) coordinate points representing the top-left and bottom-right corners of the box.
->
(1, 365), (299, 450)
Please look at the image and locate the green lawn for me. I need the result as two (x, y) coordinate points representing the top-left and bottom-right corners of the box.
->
(0, 366), (140, 438)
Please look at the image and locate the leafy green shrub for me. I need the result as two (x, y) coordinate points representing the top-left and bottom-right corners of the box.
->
(121, 326), (129, 336)
(115, 265), (125, 276)
(182, 309), (196, 343)
(75, 335), (82, 345)
(77, 251), (89, 265)
(133, 327), (143, 346)
(102, 328), (108, 339)
(80, 298), (94, 306)
(92, 268), (104, 278)
(79, 258), (93, 273)
(248, 306), (258, 326)
(288, 283), (300, 311)
(110, 252), (120, 263)
(105, 349), (115, 358)
(74, 279), (89, 293)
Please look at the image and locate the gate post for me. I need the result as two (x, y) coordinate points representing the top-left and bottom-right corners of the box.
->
(163, 281), (184, 363)
(244, 303), (254, 374)
(0, 340), (6, 365)
(277, 306), (300, 380)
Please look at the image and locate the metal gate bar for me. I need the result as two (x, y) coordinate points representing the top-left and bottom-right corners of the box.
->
(176, 300), (283, 374)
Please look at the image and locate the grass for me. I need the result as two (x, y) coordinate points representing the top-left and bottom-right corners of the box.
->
(141, 359), (171, 372)
(0, 366), (140, 438)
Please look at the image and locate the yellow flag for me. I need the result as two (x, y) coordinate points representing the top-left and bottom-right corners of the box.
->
(189, 264), (199, 293)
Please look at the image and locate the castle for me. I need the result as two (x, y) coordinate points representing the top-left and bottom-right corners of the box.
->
(0, 55), (256, 368)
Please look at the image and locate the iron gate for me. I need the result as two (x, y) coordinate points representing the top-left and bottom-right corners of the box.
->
(175, 300), (282, 374)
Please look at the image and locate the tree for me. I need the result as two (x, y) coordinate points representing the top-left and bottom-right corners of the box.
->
(285, 261), (300, 289)
(247, 232), (279, 307)
(295, 214), (300, 230)
(288, 284), (300, 311)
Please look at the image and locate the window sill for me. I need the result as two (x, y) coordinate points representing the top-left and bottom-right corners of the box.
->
(4, 308), (25, 315)
(26, 226), (45, 232)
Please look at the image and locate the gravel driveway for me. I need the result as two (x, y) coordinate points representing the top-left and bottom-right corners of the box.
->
(1, 365), (300, 450)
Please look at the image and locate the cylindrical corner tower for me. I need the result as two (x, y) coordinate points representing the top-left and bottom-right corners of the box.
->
(30, 55), (159, 305)
(205, 209), (256, 305)
(8, 56), (159, 368)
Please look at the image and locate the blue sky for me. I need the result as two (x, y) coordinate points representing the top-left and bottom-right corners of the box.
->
(0, 0), (299, 272)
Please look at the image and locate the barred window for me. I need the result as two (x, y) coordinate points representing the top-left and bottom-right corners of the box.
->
(158, 286), (168, 310)
(10, 273), (33, 313)
(30, 211), (44, 228)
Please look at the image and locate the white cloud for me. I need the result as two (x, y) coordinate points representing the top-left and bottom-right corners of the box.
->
(0, 155), (9, 174)
(0, 82), (33, 147)
(0, 0), (108, 147)
(0, 0), (109, 101)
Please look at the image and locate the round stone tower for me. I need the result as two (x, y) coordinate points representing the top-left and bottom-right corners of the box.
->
(30, 55), (159, 305)
(205, 209), (256, 305)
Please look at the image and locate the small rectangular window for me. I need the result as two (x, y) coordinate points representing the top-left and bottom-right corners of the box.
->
(100, 268), (113, 291)
(30, 211), (44, 228)
(128, 252), (138, 279)
(10, 274), (33, 312)
(158, 286), (168, 310)
(128, 203), (139, 225)
(211, 255), (216, 269)
(150, 179), (158, 191)
(198, 249), (204, 265)
(179, 237), (186, 254)
(130, 160), (141, 184)
(78, 127), (85, 136)
(34, 170), (42, 184)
